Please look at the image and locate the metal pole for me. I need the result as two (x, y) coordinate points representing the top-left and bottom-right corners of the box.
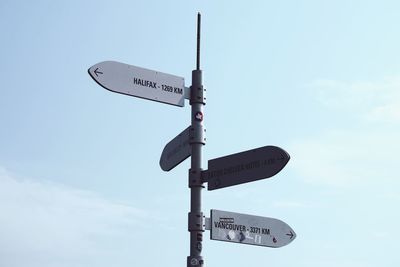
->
(187, 12), (206, 267)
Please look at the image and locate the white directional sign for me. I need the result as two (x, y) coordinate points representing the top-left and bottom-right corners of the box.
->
(203, 146), (290, 190)
(88, 61), (186, 107)
(210, 209), (296, 248)
(160, 126), (191, 171)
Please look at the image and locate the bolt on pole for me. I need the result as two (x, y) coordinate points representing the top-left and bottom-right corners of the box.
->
(187, 12), (206, 267)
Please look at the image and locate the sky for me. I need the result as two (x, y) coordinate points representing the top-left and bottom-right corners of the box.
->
(1, 0), (399, 266)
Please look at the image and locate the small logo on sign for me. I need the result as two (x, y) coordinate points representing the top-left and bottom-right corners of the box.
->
(195, 112), (203, 121)
(227, 230), (236, 240)
(239, 232), (246, 242)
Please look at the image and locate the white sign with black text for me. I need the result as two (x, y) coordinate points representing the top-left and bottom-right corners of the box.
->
(88, 61), (186, 107)
(210, 209), (296, 248)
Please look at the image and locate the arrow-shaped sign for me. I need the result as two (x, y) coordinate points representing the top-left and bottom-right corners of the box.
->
(88, 61), (186, 107)
(160, 126), (191, 171)
(202, 146), (290, 190)
(209, 209), (296, 248)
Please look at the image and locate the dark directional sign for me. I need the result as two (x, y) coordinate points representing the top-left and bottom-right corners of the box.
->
(203, 146), (289, 190)
(210, 209), (296, 248)
(160, 126), (191, 171)
(88, 61), (186, 107)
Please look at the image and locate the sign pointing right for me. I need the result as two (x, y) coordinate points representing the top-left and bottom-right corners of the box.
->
(210, 209), (296, 248)
(202, 146), (290, 190)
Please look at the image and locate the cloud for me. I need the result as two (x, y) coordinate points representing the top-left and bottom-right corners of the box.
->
(271, 200), (309, 209)
(0, 167), (151, 267)
(291, 76), (400, 187)
(369, 100), (400, 122)
(290, 129), (399, 187)
(303, 259), (373, 267)
(309, 75), (400, 122)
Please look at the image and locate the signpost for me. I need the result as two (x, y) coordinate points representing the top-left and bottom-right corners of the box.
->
(202, 146), (290, 190)
(88, 13), (297, 267)
(160, 126), (191, 171)
(88, 61), (186, 107)
(187, 13), (206, 267)
(209, 209), (296, 248)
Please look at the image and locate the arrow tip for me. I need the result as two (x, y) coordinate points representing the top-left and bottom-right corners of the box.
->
(94, 67), (103, 77)
(88, 65), (97, 80)
(286, 230), (296, 241)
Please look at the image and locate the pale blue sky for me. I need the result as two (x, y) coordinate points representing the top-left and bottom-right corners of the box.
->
(1, 1), (399, 267)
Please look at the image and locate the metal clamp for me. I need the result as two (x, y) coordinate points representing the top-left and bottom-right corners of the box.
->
(189, 125), (206, 145)
(190, 85), (206, 105)
(190, 70), (206, 105)
(188, 212), (205, 231)
(189, 169), (204, 188)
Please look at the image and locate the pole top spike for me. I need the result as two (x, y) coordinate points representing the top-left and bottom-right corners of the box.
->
(196, 13), (201, 70)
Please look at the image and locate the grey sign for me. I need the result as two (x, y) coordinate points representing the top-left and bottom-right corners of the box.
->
(160, 126), (191, 171)
(210, 209), (296, 248)
(203, 146), (290, 190)
(88, 61), (186, 107)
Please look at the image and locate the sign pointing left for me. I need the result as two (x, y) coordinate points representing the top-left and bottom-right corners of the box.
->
(88, 61), (186, 107)
(93, 68), (103, 77)
(160, 126), (191, 171)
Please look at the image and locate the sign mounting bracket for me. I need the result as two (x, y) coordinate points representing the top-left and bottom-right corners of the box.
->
(204, 217), (211, 231)
(184, 86), (191, 100)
